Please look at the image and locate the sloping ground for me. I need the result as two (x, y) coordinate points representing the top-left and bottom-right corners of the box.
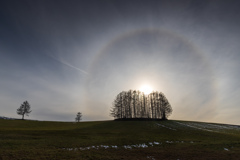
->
(0, 119), (239, 160)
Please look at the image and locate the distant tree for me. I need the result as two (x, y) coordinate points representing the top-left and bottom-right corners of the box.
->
(17, 101), (32, 120)
(75, 112), (82, 122)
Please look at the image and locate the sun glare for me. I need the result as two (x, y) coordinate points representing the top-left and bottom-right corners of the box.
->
(140, 85), (153, 95)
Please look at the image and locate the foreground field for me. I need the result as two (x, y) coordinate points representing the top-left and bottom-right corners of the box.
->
(0, 119), (240, 160)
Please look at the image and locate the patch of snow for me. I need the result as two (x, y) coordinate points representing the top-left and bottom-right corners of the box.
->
(147, 156), (155, 160)
(139, 143), (148, 148)
(123, 145), (132, 149)
(224, 124), (240, 130)
(153, 142), (160, 145)
(176, 121), (240, 132)
(111, 145), (118, 148)
(175, 122), (216, 132)
(224, 148), (229, 151)
(166, 141), (174, 143)
(100, 145), (109, 149)
(206, 124), (229, 129)
(156, 123), (177, 130)
(62, 140), (198, 151)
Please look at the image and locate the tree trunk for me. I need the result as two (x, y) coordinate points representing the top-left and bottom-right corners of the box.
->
(163, 111), (166, 120)
(133, 94), (136, 118)
(151, 94), (153, 118)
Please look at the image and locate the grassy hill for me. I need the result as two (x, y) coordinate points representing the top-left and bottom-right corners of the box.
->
(0, 119), (239, 160)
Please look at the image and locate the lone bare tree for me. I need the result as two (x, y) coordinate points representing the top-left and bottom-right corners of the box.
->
(75, 112), (82, 122)
(17, 101), (32, 120)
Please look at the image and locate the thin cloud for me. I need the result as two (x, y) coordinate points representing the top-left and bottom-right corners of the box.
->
(48, 54), (88, 75)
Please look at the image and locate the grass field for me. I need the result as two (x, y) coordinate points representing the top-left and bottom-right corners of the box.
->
(0, 119), (240, 160)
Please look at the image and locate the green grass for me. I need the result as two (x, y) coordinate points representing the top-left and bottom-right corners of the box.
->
(0, 119), (239, 160)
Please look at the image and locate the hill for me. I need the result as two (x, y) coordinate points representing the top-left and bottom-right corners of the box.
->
(0, 116), (15, 120)
(0, 119), (239, 160)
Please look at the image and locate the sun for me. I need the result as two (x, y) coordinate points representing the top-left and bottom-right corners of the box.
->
(140, 85), (153, 95)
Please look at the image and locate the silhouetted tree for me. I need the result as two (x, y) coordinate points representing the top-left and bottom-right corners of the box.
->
(133, 90), (136, 118)
(75, 112), (82, 122)
(17, 101), (32, 120)
(110, 90), (172, 120)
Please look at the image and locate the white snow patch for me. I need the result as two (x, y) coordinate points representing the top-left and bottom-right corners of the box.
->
(223, 124), (240, 130)
(175, 122), (216, 132)
(224, 148), (229, 151)
(153, 142), (160, 145)
(156, 123), (177, 130)
(166, 141), (174, 143)
(207, 124), (230, 129)
(62, 141), (197, 151)
(139, 143), (148, 148)
(147, 156), (156, 160)
(100, 145), (109, 149)
(111, 145), (118, 148)
(123, 145), (132, 149)
(176, 121), (240, 132)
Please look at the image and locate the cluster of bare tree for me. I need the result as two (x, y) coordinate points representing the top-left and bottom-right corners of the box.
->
(110, 90), (172, 120)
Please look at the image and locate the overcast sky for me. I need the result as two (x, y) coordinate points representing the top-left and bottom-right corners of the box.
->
(0, 0), (240, 124)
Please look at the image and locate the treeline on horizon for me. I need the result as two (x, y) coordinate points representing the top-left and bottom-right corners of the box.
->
(110, 90), (173, 120)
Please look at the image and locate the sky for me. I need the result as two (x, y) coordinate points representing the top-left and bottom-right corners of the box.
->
(0, 0), (240, 124)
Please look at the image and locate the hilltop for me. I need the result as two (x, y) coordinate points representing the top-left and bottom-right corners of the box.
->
(0, 116), (15, 120)
(0, 119), (239, 160)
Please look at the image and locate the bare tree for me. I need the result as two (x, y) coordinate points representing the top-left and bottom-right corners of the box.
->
(111, 90), (172, 120)
(17, 101), (32, 120)
(127, 90), (132, 118)
(75, 112), (82, 122)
